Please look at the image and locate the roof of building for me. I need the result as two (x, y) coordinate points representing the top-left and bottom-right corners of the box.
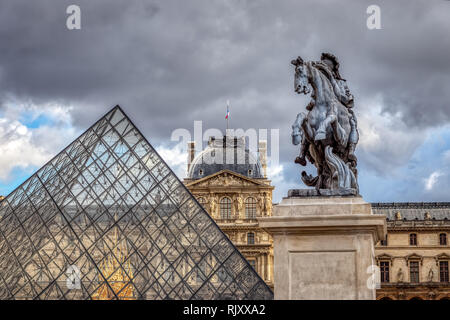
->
(188, 136), (263, 180)
(371, 202), (450, 221)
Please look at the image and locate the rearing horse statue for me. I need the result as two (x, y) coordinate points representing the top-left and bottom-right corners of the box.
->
(291, 53), (359, 193)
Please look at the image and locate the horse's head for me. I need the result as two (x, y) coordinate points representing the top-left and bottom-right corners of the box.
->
(291, 56), (310, 95)
(291, 112), (306, 146)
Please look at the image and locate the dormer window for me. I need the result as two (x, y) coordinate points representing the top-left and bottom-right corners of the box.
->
(199, 169), (204, 176)
(248, 169), (253, 176)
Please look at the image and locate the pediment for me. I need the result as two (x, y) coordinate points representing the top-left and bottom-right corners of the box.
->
(186, 170), (267, 188)
(406, 253), (423, 265)
(376, 253), (393, 263)
(435, 253), (450, 263)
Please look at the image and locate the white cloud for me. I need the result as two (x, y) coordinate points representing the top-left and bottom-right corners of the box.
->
(0, 101), (76, 182)
(267, 163), (284, 184)
(357, 96), (426, 173)
(155, 142), (187, 179)
(424, 171), (443, 191)
(0, 119), (51, 180)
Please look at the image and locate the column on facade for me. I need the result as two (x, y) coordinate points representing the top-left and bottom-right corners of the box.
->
(261, 253), (265, 281)
(256, 255), (260, 276)
(264, 253), (268, 281)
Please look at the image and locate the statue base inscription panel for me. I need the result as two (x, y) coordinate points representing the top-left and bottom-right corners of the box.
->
(259, 194), (386, 300)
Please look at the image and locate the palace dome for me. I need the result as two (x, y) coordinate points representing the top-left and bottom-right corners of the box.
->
(188, 136), (263, 180)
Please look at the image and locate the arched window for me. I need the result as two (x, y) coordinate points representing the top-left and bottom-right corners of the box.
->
(409, 233), (417, 246)
(440, 233), (447, 246)
(247, 232), (255, 245)
(220, 197), (232, 219)
(245, 197), (257, 219)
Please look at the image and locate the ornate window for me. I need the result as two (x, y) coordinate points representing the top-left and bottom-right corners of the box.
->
(220, 197), (232, 219)
(247, 232), (255, 245)
(440, 261), (449, 283)
(380, 261), (390, 283)
(440, 233), (447, 246)
(410, 261), (420, 283)
(245, 197), (257, 219)
(409, 233), (417, 246)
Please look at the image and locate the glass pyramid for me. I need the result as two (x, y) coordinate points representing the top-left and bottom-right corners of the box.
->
(0, 106), (273, 300)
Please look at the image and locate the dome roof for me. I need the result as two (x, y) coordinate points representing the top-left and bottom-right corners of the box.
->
(188, 136), (263, 180)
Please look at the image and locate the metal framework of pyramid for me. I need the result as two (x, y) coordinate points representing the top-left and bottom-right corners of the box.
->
(0, 106), (273, 300)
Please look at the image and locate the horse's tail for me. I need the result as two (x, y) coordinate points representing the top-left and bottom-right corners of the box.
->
(325, 145), (358, 191)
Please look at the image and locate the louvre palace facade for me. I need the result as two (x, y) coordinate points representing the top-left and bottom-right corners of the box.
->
(373, 203), (450, 300)
(183, 136), (274, 289)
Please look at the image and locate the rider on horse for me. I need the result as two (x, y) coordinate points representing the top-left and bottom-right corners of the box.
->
(314, 53), (358, 165)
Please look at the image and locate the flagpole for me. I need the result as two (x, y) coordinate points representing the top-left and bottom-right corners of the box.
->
(226, 100), (230, 133)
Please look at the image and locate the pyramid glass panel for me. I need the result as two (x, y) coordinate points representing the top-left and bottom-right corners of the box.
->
(0, 106), (273, 300)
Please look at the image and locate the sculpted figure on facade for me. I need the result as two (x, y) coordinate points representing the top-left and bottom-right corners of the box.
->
(209, 196), (217, 217)
(258, 195), (264, 213)
(264, 193), (272, 215)
(291, 53), (359, 194)
(237, 196), (244, 218)
(428, 267), (434, 282)
(397, 268), (404, 283)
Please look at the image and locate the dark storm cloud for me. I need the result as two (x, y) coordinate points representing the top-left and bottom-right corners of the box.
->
(1, 0), (450, 196)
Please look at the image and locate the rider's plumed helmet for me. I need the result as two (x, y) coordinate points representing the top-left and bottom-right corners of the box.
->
(321, 52), (343, 80)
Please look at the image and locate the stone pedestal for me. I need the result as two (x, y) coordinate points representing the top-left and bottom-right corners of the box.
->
(259, 195), (386, 300)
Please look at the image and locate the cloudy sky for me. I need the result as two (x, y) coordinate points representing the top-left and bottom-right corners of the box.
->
(0, 0), (449, 203)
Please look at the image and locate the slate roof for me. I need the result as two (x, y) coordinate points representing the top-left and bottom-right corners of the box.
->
(188, 136), (263, 180)
(371, 202), (450, 221)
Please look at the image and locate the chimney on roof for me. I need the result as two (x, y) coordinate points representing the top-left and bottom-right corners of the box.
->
(258, 140), (267, 178)
(187, 141), (195, 175)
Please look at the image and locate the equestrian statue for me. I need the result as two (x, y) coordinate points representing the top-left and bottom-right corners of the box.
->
(291, 53), (359, 195)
